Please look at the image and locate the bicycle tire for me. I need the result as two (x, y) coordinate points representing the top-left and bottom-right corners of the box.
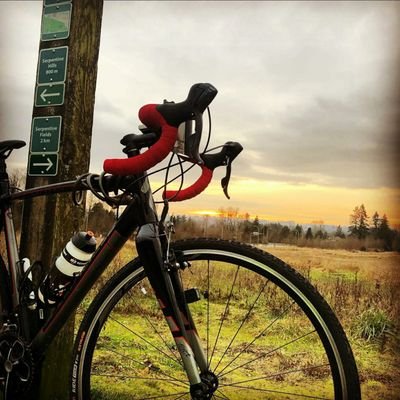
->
(71, 238), (360, 400)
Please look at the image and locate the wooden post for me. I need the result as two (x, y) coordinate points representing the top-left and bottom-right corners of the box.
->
(20, 1), (103, 398)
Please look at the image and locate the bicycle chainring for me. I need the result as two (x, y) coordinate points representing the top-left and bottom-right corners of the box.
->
(0, 331), (34, 399)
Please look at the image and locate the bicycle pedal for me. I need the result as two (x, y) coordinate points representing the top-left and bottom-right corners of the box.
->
(184, 288), (201, 303)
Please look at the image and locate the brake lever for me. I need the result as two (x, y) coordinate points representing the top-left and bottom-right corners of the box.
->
(221, 159), (232, 199)
(201, 141), (243, 199)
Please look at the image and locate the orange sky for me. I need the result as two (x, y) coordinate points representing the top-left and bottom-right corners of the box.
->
(157, 178), (400, 228)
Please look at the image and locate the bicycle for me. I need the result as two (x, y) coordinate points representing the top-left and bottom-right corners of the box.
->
(0, 83), (360, 399)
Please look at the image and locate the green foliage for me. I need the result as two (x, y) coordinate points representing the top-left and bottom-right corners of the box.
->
(352, 308), (392, 342)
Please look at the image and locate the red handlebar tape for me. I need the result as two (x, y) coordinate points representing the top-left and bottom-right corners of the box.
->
(103, 104), (178, 175)
(103, 103), (213, 201)
(163, 165), (213, 202)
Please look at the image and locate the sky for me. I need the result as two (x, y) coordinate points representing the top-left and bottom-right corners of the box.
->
(0, 1), (399, 226)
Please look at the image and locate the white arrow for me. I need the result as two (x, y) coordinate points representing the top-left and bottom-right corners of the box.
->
(40, 88), (60, 102)
(33, 158), (54, 171)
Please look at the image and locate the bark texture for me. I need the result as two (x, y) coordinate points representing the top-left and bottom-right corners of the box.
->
(20, 1), (104, 399)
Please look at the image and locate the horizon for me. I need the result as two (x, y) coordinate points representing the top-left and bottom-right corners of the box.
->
(171, 206), (400, 231)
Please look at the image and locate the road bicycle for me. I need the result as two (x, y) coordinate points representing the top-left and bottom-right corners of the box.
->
(0, 83), (360, 399)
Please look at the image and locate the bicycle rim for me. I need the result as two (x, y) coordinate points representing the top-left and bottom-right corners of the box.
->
(72, 239), (360, 400)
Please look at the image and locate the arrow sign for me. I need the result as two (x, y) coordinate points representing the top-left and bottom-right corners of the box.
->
(35, 83), (65, 107)
(40, 88), (61, 102)
(28, 153), (58, 176)
(44, 0), (72, 5)
(33, 158), (54, 171)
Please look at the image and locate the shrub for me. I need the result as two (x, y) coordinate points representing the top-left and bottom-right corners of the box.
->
(352, 308), (392, 342)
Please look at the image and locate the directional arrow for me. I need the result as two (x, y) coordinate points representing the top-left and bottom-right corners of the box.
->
(35, 83), (65, 107)
(40, 89), (61, 103)
(29, 153), (58, 176)
(32, 157), (54, 172)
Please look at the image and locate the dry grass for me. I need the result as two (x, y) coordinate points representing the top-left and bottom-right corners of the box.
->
(261, 245), (400, 319)
(259, 244), (400, 399)
(262, 245), (400, 279)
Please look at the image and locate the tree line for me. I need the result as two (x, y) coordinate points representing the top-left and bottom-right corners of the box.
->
(170, 205), (399, 251)
(347, 204), (395, 250)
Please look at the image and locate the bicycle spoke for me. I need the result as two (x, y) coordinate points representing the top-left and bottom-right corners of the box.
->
(213, 277), (269, 373)
(92, 372), (185, 384)
(213, 394), (228, 400)
(78, 241), (359, 398)
(173, 392), (189, 400)
(214, 388), (231, 399)
(109, 315), (182, 368)
(219, 329), (317, 378)
(138, 391), (190, 400)
(130, 288), (182, 366)
(209, 264), (240, 368)
(217, 299), (296, 376)
(219, 362), (330, 387)
(99, 345), (187, 387)
(221, 384), (330, 399)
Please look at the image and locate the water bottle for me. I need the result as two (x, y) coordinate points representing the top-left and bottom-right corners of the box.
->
(38, 231), (96, 305)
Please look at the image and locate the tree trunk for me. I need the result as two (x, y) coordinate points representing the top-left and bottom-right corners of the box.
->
(20, 1), (103, 399)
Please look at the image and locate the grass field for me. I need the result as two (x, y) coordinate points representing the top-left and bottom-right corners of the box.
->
(76, 242), (400, 399)
(261, 245), (400, 399)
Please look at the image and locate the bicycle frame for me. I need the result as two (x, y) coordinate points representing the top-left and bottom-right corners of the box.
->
(1, 172), (207, 388)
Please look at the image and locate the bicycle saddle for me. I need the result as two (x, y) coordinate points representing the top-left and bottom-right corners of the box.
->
(0, 140), (26, 159)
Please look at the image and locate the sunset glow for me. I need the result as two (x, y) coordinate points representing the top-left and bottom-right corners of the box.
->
(162, 179), (400, 228)
(191, 210), (222, 217)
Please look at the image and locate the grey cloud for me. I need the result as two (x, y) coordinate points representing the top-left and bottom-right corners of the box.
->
(238, 90), (400, 188)
(1, 1), (399, 192)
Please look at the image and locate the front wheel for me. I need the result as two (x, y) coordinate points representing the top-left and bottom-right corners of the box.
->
(71, 238), (360, 399)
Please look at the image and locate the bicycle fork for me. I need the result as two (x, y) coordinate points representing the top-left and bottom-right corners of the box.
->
(136, 223), (216, 399)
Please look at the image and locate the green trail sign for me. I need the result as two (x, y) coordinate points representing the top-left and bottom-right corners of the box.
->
(41, 3), (72, 41)
(31, 116), (61, 153)
(44, 0), (71, 5)
(35, 83), (65, 107)
(37, 46), (68, 84)
(28, 153), (58, 176)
